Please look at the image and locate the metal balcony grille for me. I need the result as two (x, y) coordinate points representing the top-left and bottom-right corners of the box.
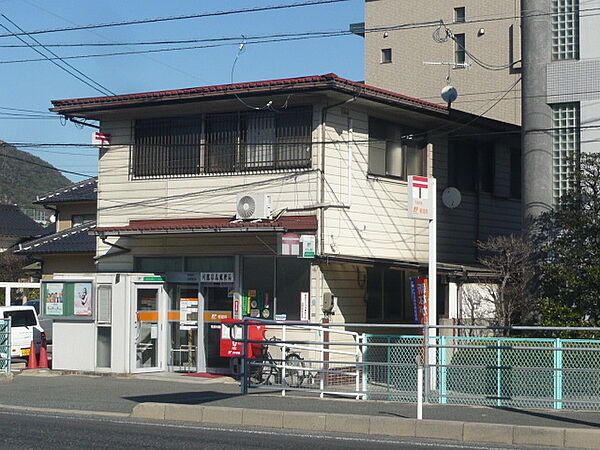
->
(132, 108), (312, 178)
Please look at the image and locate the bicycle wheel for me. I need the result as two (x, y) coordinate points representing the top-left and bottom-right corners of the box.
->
(249, 353), (276, 385)
(284, 353), (306, 388)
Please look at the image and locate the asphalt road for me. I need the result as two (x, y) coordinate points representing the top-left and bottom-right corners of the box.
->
(0, 409), (539, 450)
(2, 374), (600, 430)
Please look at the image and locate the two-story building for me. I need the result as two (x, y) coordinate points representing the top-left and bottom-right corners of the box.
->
(47, 73), (520, 374)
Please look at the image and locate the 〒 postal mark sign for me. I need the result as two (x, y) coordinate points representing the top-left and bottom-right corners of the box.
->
(92, 132), (111, 147)
(408, 175), (433, 220)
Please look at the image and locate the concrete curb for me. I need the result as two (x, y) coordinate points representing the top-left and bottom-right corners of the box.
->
(130, 403), (600, 448)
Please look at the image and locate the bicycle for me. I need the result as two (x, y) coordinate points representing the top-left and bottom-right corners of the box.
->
(233, 336), (307, 388)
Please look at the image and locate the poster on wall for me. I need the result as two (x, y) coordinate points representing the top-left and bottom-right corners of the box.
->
(45, 283), (64, 316)
(42, 280), (94, 319)
(74, 283), (93, 316)
(180, 297), (199, 330)
(411, 277), (429, 326)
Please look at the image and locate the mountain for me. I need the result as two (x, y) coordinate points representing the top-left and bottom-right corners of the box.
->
(0, 140), (72, 210)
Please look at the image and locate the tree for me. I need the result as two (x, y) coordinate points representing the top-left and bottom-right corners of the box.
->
(532, 152), (600, 325)
(476, 234), (535, 335)
(0, 250), (30, 281)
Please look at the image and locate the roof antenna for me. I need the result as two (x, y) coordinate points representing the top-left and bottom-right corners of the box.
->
(230, 35), (277, 111)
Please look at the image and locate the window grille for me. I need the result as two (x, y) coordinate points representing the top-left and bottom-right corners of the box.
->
(552, 103), (580, 203)
(552, 0), (579, 60)
(132, 108), (312, 178)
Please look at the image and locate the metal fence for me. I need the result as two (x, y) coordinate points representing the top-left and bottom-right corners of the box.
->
(0, 319), (10, 373)
(235, 320), (600, 412)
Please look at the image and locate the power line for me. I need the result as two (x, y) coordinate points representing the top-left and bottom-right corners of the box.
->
(0, 150), (94, 178)
(0, 14), (114, 96)
(0, 0), (350, 38)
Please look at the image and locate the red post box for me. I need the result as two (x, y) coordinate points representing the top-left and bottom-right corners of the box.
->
(220, 319), (266, 358)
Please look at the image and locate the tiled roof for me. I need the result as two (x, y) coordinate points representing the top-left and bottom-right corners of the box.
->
(51, 73), (447, 115)
(94, 215), (317, 236)
(35, 177), (97, 204)
(0, 204), (45, 237)
(16, 221), (96, 255)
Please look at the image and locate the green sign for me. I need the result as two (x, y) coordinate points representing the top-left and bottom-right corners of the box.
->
(143, 276), (165, 281)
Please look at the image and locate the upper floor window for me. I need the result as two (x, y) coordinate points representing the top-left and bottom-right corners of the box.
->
(131, 108), (312, 178)
(381, 48), (392, 64)
(552, 0), (579, 60)
(454, 7), (466, 23)
(448, 140), (494, 193)
(454, 34), (466, 65)
(72, 214), (96, 226)
(368, 117), (427, 180)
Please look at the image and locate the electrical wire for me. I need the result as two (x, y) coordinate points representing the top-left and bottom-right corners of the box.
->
(0, 14), (114, 96)
(0, 151), (94, 178)
(0, 1), (350, 38)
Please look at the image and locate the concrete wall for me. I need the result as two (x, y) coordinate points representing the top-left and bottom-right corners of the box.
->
(365, 0), (522, 124)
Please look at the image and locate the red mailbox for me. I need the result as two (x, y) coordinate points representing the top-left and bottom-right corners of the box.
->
(220, 319), (266, 358)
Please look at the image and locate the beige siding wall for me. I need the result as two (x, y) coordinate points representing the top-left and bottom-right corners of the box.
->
(433, 138), (521, 263)
(96, 111), (322, 230)
(365, 0), (521, 124)
(321, 107), (429, 262)
(57, 202), (96, 231)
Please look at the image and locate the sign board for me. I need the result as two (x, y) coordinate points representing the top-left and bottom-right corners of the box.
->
(232, 293), (242, 320)
(408, 176), (434, 220)
(92, 132), (111, 147)
(300, 235), (316, 258)
(200, 272), (234, 283)
(281, 233), (300, 256)
(300, 291), (310, 321)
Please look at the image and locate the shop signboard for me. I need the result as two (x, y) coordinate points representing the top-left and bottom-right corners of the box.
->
(233, 293), (242, 320)
(42, 280), (94, 318)
(200, 272), (234, 283)
(281, 233), (300, 256)
(300, 235), (316, 258)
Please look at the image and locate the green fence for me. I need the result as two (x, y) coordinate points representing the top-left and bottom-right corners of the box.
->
(0, 319), (10, 373)
(364, 335), (600, 410)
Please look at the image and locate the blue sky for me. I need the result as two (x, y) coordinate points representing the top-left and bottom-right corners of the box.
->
(0, 0), (364, 182)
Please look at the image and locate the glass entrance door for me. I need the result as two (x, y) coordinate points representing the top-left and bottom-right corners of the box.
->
(201, 284), (233, 371)
(168, 284), (199, 372)
(133, 285), (163, 372)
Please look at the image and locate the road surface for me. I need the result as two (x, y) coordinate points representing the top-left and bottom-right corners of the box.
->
(0, 409), (549, 450)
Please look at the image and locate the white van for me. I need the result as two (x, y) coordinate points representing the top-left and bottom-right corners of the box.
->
(0, 306), (44, 358)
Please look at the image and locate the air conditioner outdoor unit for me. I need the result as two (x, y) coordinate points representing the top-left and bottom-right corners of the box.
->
(235, 193), (272, 220)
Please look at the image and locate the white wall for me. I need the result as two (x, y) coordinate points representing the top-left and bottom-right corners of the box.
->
(52, 322), (96, 371)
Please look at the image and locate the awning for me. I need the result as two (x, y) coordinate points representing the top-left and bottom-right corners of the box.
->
(94, 215), (317, 237)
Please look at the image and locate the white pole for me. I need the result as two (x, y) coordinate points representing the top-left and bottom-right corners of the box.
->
(428, 177), (437, 391)
(282, 324), (287, 397)
(416, 356), (424, 420)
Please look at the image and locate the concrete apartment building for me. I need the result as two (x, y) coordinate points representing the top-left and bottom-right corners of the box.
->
(364, 0), (522, 125)
(522, 0), (600, 216)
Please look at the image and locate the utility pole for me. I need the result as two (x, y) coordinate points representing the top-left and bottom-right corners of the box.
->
(521, 0), (554, 219)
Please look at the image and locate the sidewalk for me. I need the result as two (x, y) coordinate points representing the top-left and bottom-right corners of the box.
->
(1, 371), (599, 430)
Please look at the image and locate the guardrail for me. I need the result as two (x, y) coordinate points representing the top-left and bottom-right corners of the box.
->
(233, 319), (600, 413)
(0, 318), (11, 373)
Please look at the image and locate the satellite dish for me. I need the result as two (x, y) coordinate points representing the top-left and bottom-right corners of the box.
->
(441, 85), (458, 105)
(442, 187), (462, 209)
